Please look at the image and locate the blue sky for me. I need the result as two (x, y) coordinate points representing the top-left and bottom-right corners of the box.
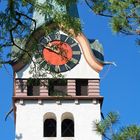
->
(78, 2), (140, 126)
(0, 1), (140, 140)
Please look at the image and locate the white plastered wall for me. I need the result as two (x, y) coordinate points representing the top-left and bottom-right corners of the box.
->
(15, 53), (99, 79)
(15, 1), (102, 140)
(15, 100), (102, 140)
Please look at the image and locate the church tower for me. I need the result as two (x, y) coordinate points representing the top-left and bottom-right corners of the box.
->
(12, 1), (105, 140)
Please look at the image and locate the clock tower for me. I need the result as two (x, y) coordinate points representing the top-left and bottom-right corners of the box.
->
(12, 1), (105, 140)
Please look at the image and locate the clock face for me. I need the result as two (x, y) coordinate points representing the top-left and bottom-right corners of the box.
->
(37, 31), (81, 73)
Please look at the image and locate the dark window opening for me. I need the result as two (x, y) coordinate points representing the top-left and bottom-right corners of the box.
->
(62, 119), (74, 137)
(48, 79), (67, 96)
(27, 79), (40, 96)
(76, 79), (88, 96)
(44, 119), (56, 137)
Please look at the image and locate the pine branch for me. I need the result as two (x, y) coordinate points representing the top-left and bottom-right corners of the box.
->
(103, 134), (112, 140)
(85, 0), (112, 18)
(97, 13), (112, 18)
(0, 43), (13, 48)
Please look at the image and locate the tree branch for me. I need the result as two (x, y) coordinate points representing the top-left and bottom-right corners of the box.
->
(9, 17), (37, 70)
(24, 0), (35, 6)
(103, 134), (112, 140)
(5, 108), (13, 121)
(0, 60), (14, 64)
(85, 0), (112, 18)
(0, 43), (13, 48)
(15, 11), (36, 30)
(97, 13), (112, 18)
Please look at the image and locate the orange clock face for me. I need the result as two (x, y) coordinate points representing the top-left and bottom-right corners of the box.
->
(38, 32), (81, 73)
(43, 40), (73, 65)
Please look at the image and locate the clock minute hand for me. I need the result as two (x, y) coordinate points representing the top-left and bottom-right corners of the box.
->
(44, 44), (69, 61)
(44, 45), (60, 54)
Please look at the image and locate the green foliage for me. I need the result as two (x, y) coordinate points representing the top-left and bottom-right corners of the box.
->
(1, 0), (140, 67)
(95, 112), (140, 140)
(27, 78), (40, 86)
(91, 0), (107, 14)
(112, 125), (140, 140)
(50, 90), (67, 96)
(0, 0), (81, 67)
(55, 0), (78, 7)
(111, 16), (129, 33)
(86, 0), (140, 42)
(95, 112), (119, 136)
(53, 13), (81, 35)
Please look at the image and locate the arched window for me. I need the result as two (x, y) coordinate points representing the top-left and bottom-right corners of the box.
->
(61, 112), (74, 137)
(44, 119), (56, 137)
(62, 119), (74, 137)
(44, 113), (56, 137)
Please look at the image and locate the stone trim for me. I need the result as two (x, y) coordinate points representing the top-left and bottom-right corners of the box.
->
(88, 80), (100, 96)
(13, 95), (103, 101)
(67, 80), (76, 96)
(15, 79), (101, 97)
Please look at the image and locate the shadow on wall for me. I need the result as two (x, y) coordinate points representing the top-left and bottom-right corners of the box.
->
(15, 133), (22, 140)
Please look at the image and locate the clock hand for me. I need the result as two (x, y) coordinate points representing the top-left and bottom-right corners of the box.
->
(44, 44), (60, 54)
(44, 43), (69, 61)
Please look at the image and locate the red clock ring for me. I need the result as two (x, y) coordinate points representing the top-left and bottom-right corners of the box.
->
(43, 40), (73, 65)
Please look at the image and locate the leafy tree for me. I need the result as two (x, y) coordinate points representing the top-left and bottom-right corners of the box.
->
(85, 0), (140, 44)
(0, 0), (81, 68)
(1, 1), (140, 138)
(0, 0), (140, 68)
(95, 112), (140, 140)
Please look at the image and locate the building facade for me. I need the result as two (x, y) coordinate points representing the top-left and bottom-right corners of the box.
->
(12, 1), (105, 140)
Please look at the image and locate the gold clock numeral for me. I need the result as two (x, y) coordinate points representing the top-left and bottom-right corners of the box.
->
(73, 51), (81, 55)
(55, 65), (60, 72)
(65, 64), (71, 71)
(70, 58), (78, 64)
(40, 38), (47, 46)
(40, 36), (51, 46)
(45, 36), (52, 43)
(71, 42), (77, 48)
(64, 36), (69, 42)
